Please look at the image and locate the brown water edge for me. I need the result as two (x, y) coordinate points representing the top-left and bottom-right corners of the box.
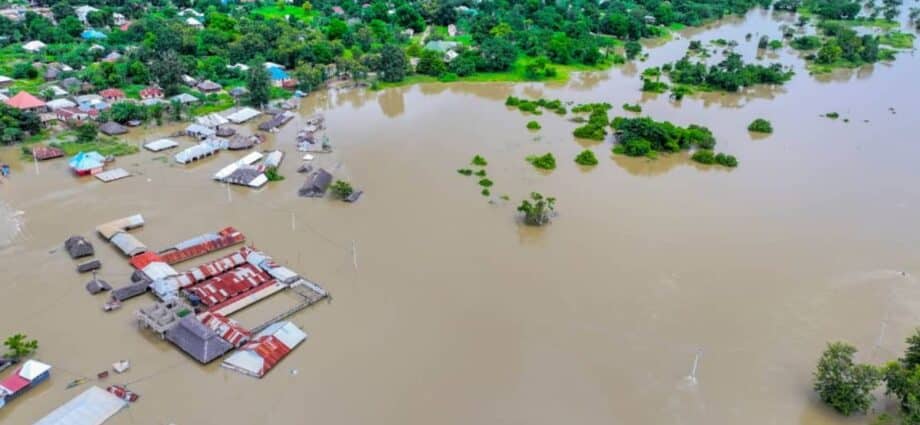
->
(1, 9), (920, 425)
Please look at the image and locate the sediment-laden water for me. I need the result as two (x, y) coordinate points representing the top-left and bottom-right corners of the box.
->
(0, 9), (918, 425)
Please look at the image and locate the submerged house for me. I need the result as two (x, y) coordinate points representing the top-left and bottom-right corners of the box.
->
(165, 316), (233, 363)
(68, 151), (106, 176)
(0, 360), (51, 409)
(299, 169), (333, 197)
(174, 139), (226, 164)
(33, 386), (126, 425)
(99, 121), (128, 136)
(222, 322), (306, 378)
(266, 66), (291, 88)
(185, 123), (216, 139)
(65, 235), (95, 258)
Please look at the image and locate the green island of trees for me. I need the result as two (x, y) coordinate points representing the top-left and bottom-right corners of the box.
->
(748, 118), (773, 133)
(526, 121), (541, 130)
(813, 329), (920, 424)
(664, 52), (793, 92)
(526, 153), (556, 170)
(517, 192), (556, 226)
(622, 103), (642, 113)
(574, 150), (599, 166)
(506, 96), (566, 115)
(572, 103), (612, 141)
(471, 154), (488, 166)
(608, 116), (738, 166)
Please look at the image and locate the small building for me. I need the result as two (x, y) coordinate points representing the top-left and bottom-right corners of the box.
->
(222, 322), (306, 378)
(228, 134), (262, 150)
(267, 66), (291, 88)
(56, 107), (94, 123)
(30, 145), (63, 161)
(0, 360), (51, 408)
(0, 75), (12, 87)
(45, 98), (76, 111)
(68, 151), (106, 176)
(185, 123), (216, 139)
(185, 17), (203, 29)
(85, 279), (111, 294)
(165, 316), (233, 363)
(112, 12), (126, 26)
(136, 300), (189, 337)
(223, 167), (268, 188)
(110, 232), (146, 256)
(139, 86), (163, 99)
(101, 51), (122, 63)
(74, 5), (100, 24)
(46, 85), (68, 98)
(5, 91), (46, 112)
(43, 65), (61, 82)
(143, 139), (178, 152)
(33, 386), (126, 425)
(299, 169), (333, 197)
(112, 281), (148, 302)
(195, 113), (228, 129)
(22, 40), (46, 53)
(196, 80), (221, 93)
(81, 29), (107, 41)
(180, 75), (198, 87)
(65, 235), (94, 258)
(99, 88), (125, 102)
(264, 150), (284, 168)
(174, 139), (225, 164)
(226, 107), (260, 123)
(99, 121), (128, 136)
(60, 77), (82, 92)
(171, 93), (199, 105)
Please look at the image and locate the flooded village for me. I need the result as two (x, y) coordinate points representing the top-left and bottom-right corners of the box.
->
(1, 3), (920, 425)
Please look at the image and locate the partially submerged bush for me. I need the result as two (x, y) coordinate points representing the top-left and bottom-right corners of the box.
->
(330, 180), (354, 199)
(517, 192), (556, 226)
(478, 178), (493, 187)
(526, 153), (556, 170)
(622, 103), (642, 113)
(474, 169), (487, 177)
(574, 150), (598, 166)
(747, 118), (773, 133)
(691, 149), (715, 164)
(471, 155), (488, 166)
(265, 166), (284, 181)
(526, 120), (541, 130)
(457, 168), (473, 176)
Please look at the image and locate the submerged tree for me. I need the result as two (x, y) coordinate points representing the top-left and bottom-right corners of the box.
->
(4, 334), (38, 360)
(247, 63), (271, 108)
(330, 180), (354, 199)
(517, 192), (556, 226)
(813, 342), (882, 416)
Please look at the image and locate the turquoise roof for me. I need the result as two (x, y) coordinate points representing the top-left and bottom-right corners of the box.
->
(81, 29), (107, 40)
(69, 151), (105, 170)
(267, 66), (289, 81)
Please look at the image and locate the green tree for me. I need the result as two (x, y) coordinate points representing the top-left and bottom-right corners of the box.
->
(416, 49), (447, 76)
(747, 118), (773, 133)
(814, 342), (882, 416)
(575, 149), (599, 166)
(150, 50), (184, 96)
(379, 44), (408, 82)
(76, 123), (97, 143)
(625, 41), (642, 60)
(478, 37), (516, 72)
(330, 180), (354, 199)
(517, 192), (556, 226)
(4, 334), (38, 360)
(247, 63), (271, 107)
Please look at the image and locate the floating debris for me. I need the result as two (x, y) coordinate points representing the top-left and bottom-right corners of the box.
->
(97, 371), (108, 380)
(102, 298), (122, 312)
(106, 385), (139, 402)
(112, 360), (129, 374)
(66, 378), (87, 389)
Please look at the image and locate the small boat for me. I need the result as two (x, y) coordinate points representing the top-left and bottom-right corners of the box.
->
(112, 360), (129, 374)
(102, 299), (121, 312)
(97, 371), (109, 379)
(66, 378), (87, 389)
(106, 385), (139, 402)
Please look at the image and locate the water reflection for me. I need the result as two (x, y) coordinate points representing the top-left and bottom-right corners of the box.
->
(378, 87), (406, 118)
(610, 151), (732, 177)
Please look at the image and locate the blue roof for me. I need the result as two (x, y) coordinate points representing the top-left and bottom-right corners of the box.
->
(69, 151), (105, 170)
(267, 66), (289, 81)
(81, 30), (107, 40)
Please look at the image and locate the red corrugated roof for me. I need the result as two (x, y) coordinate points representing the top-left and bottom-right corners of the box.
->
(0, 368), (31, 393)
(99, 88), (124, 98)
(130, 251), (163, 269)
(5, 91), (46, 110)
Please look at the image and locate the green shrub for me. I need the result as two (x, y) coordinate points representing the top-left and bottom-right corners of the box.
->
(622, 103), (642, 113)
(265, 166), (285, 181)
(526, 121), (541, 130)
(481, 188), (490, 196)
(692, 149), (715, 164)
(526, 153), (556, 170)
(474, 169), (486, 177)
(574, 150), (598, 166)
(715, 153), (738, 167)
(457, 168), (473, 176)
(330, 180), (354, 199)
(747, 118), (773, 133)
(471, 155), (488, 166)
(517, 192), (556, 226)
(478, 178), (493, 187)
(826, 112), (840, 119)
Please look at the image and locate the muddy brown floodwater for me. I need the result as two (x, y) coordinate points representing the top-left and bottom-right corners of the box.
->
(1, 9), (920, 425)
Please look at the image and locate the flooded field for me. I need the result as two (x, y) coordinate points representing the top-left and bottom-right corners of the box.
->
(1, 9), (919, 425)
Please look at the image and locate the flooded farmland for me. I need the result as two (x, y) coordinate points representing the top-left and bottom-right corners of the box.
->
(2, 9), (920, 425)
